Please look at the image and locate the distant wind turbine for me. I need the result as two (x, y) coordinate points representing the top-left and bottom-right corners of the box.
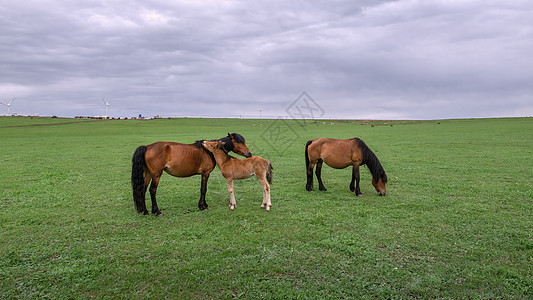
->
(0, 98), (16, 116)
(102, 98), (111, 118)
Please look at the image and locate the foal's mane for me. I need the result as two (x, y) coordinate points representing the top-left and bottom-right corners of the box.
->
(354, 138), (387, 183)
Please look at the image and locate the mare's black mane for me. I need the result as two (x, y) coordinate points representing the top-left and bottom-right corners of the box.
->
(195, 133), (246, 162)
(354, 138), (388, 183)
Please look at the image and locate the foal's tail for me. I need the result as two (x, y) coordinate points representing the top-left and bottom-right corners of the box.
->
(305, 140), (313, 171)
(266, 161), (273, 185)
(131, 145), (148, 214)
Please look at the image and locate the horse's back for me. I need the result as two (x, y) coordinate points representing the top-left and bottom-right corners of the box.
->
(241, 156), (271, 180)
(145, 141), (215, 177)
(308, 138), (354, 154)
(308, 138), (361, 168)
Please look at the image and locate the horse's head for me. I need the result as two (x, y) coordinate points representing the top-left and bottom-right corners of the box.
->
(372, 172), (387, 196)
(228, 133), (252, 158)
(202, 140), (220, 153)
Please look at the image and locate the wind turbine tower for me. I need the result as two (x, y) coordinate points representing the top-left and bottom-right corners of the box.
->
(102, 98), (111, 118)
(0, 98), (16, 116)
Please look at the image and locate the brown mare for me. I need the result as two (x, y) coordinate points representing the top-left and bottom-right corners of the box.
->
(131, 133), (252, 216)
(305, 138), (387, 196)
(202, 140), (273, 211)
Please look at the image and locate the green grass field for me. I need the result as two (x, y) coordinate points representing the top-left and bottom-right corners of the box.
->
(1, 116), (531, 299)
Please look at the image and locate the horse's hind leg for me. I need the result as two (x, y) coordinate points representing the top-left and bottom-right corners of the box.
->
(315, 159), (327, 191)
(149, 172), (163, 216)
(198, 172), (210, 210)
(306, 161), (316, 191)
(306, 166), (313, 191)
(259, 176), (271, 211)
(137, 170), (151, 215)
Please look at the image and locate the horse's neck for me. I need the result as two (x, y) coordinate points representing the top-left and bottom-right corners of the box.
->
(211, 150), (231, 168)
(363, 153), (382, 181)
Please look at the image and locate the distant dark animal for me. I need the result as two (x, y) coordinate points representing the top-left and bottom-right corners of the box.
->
(131, 133), (252, 216)
(305, 138), (387, 196)
(202, 140), (273, 211)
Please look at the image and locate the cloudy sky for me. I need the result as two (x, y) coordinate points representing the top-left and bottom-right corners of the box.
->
(1, 0), (532, 119)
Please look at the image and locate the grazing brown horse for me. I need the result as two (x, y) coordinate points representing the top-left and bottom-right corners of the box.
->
(305, 138), (387, 196)
(202, 140), (273, 211)
(131, 133), (252, 216)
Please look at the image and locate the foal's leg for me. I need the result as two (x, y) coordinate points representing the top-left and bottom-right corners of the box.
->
(352, 165), (363, 196)
(258, 175), (271, 211)
(149, 172), (163, 216)
(315, 159), (327, 191)
(198, 172), (210, 210)
(227, 178), (236, 210)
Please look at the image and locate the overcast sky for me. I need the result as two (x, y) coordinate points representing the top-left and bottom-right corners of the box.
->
(1, 0), (532, 119)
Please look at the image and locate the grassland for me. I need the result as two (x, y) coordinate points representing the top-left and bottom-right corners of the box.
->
(0, 116), (531, 299)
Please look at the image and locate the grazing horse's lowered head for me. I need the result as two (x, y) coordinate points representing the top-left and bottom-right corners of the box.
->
(359, 138), (387, 196)
(372, 171), (387, 196)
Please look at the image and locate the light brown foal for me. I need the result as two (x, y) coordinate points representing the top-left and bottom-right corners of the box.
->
(202, 140), (273, 211)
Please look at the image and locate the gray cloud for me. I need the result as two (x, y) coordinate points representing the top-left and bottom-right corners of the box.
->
(1, 0), (532, 118)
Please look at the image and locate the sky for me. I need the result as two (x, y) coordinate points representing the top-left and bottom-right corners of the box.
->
(1, 0), (532, 119)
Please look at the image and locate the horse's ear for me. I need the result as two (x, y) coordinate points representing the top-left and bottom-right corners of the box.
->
(219, 140), (230, 154)
(227, 132), (231, 137)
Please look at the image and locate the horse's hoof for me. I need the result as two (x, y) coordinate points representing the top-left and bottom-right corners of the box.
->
(357, 194), (363, 197)
(156, 213), (163, 217)
(229, 205), (235, 211)
(266, 206), (271, 212)
(319, 187), (327, 191)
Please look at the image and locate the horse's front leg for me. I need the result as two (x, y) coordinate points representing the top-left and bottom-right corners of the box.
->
(227, 178), (236, 210)
(350, 166), (356, 192)
(352, 165), (363, 196)
(198, 172), (210, 210)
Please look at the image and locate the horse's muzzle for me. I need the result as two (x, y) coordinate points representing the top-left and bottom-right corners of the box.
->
(245, 152), (252, 158)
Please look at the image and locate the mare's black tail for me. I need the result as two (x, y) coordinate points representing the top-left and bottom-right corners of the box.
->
(131, 146), (148, 214)
(305, 140), (313, 171)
